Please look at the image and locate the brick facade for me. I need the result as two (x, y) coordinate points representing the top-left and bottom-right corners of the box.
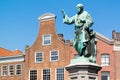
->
(24, 13), (72, 80)
(0, 48), (24, 80)
(96, 34), (115, 80)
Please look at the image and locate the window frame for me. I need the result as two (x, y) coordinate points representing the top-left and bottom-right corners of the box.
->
(42, 34), (51, 46)
(8, 64), (14, 76)
(29, 69), (38, 80)
(101, 54), (110, 66)
(101, 71), (110, 80)
(42, 68), (50, 80)
(56, 67), (65, 80)
(1, 65), (7, 76)
(15, 64), (22, 75)
(50, 50), (59, 62)
(35, 52), (44, 63)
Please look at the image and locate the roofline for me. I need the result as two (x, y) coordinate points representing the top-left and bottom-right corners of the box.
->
(96, 32), (114, 45)
(38, 13), (56, 22)
(0, 54), (24, 59)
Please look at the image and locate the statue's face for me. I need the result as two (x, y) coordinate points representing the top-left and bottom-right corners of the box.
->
(77, 7), (82, 14)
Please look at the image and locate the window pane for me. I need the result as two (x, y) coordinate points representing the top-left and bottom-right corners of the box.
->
(101, 72), (110, 80)
(56, 68), (64, 80)
(9, 65), (14, 76)
(43, 69), (50, 80)
(102, 76), (108, 80)
(2, 65), (7, 76)
(51, 51), (58, 61)
(36, 52), (43, 62)
(16, 64), (22, 75)
(101, 54), (110, 66)
(44, 34), (51, 45)
(30, 70), (37, 80)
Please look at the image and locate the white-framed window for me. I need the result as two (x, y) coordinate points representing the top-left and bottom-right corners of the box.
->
(56, 68), (64, 80)
(50, 50), (59, 61)
(101, 72), (110, 80)
(1, 65), (7, 76)
(29, 70), (37, 80)
(43, 69), (50, 80)
(16, 64), (22, 75)
(101, 54), (110, 66)
(35, 52), (43, 63)
(43, 34), (51, 45)
(8, 64), (14, 76)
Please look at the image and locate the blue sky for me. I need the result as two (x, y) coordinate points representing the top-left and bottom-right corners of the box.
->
(0, 0), (120, 52)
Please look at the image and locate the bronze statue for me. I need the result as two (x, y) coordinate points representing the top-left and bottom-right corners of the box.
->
(62, 3), (97, 63)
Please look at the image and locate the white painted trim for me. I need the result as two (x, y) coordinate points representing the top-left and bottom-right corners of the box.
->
(0, 54), (24, 59)
(114, 45), (120, 51)
(42, 34), (51, 46)
(35, 52), (44, 63)
(50, 50), (59, 62)
(8, 64), (14, 76)
(0, 55), (24, 63)
(15, 64), (22, 76)
(38, 13), (56, 22)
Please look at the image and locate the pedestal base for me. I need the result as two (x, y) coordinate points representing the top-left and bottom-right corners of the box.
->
(66, 62), (101, 80)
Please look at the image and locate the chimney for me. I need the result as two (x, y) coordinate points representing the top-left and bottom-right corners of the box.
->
(112, 30), (116, 40)
(58, 34), (65, 42)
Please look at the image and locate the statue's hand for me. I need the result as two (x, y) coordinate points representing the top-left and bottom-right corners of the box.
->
(62, 9), (66, 18)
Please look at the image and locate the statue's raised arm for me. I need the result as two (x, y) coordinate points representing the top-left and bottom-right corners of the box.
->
(62, 9), (75, 24)
(62, 9), (66, 18)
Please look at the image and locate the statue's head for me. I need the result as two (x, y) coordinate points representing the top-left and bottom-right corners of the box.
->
(76, 3), (84, 14)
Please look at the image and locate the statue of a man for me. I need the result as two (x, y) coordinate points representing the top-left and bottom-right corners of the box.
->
(62, 3), (96, 62)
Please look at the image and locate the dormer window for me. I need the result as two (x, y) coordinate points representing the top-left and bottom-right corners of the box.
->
(43, 34), (51, 45)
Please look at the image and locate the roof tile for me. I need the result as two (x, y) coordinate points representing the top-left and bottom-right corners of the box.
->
(0, 47), (23, 57)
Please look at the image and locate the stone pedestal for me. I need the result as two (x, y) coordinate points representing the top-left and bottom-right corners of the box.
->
(66, 62), (101, 80)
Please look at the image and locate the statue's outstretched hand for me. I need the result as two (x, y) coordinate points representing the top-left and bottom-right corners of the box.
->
(62, 9), (66, 18)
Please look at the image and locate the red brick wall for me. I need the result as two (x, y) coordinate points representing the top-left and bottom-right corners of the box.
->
(24, 19), (71, 80)
(114, 51), (120, 80)
(97, 39), (115, 80)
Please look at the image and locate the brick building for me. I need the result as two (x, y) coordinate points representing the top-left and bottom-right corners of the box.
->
(24, 13), (72, 80)
(0, 13), (120, 80)
(0, 48), (24, 80)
